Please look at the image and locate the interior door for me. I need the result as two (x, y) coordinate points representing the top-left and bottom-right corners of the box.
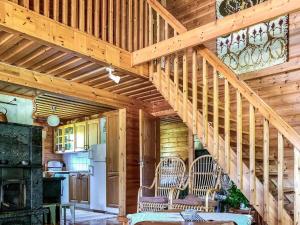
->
(139, 109), (159, 196)
(106, 111), (119, 208)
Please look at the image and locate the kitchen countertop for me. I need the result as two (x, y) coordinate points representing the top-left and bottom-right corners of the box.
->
(45, 170), (90, 174)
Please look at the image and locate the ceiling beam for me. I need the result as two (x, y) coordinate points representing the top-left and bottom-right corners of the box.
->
(0, 62), (143, 109)
(0, 1), (148, 78)
(132, 0), (300, 65)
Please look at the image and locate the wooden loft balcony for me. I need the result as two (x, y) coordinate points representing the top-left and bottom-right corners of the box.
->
(0, 0), (168, 106)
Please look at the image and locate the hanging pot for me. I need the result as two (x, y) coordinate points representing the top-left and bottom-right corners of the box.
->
(0, 107), (7, 123)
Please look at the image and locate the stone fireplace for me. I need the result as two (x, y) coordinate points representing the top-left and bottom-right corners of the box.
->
(0, 122), (45, 225)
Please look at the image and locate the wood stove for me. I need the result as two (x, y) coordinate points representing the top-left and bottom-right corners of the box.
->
(1, 179), (26, 211)
(0, 122), (45, 225)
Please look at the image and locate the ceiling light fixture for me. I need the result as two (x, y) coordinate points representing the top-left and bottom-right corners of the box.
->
(47, 105), (60, 127)
(106, 67), (121, 84)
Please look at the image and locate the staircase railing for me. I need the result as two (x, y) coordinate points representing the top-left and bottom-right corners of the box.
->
(7, 0), (149, 52)
(146, 1), (300, 225)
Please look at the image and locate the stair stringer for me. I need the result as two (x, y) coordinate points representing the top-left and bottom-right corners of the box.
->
(152, 71), (293, 225)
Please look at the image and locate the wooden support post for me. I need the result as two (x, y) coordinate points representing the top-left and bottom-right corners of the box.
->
(174, 52), (179, 111)
(145, 3), (149, 47)
(71, 0), (78, 28)
(53, 0), (59, 21)
(249, 104), (256, 205)
(121, 0), (127, 49)
(139, 0), (144, 49)
(224, 79), (230, 174)
(79, 0), (86, 32)
(192, 49), (198, 134)
(118, 108), (126, 216)
(188, 129), (194, 168)
(94, 0), (100, 38)
(109, 0), (114, 44)
(236, 91), (243, 190)
(43, 0), (50, 17)
(213, 68), (219, 160)
(294, 147), (300, 225)
(62, 0), (68, 25)
(165, 22), (170, 101)
(128, 0), (133, 51)
(116, 0), (121, 47)
(102, 0), (107, 41)
(33, 0), (40, 13)
(87, 0), (93, 34)
(148, 6), (154, 80)
(183, 50), (188, 123)
(278, 132), (284, 225)
(202, 58), (208, 146)
(23, 0), (29, 8)
(156, 13), (161, 89)
(263, 119), (269, 224)
(133, 0), (138, 51)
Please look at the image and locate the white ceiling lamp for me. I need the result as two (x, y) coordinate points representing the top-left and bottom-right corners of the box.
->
(106, 67), (121, 84)
(47, 105), (60, 127)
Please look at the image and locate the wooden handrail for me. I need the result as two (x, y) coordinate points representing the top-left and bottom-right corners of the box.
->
(133, 0), (300, 66)
(146, 0), (187, 34)
(198, 45), (300, 150)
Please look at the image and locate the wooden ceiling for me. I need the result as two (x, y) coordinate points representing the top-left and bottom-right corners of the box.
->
(0, 81), (114, 120)
(0, 30), (164, 104)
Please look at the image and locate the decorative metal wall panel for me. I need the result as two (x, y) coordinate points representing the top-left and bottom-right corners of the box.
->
(216, 0), (288, 74)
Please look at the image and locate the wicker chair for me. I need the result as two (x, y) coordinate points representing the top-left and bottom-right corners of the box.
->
(137, 157), (186, 212)
(169, 155), (221, 212)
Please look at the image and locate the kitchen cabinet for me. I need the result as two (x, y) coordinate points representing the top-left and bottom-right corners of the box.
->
(75, 121), (87, 151)
(106, 111), (119, 208)
(69, 174), (79, 202)
(69, 173), (90, 204)
(54, 119), (100, 154)
(63, 124), (75, 152)
(87, 119), (100, 147)
(80, 174), (90, 204)
(54, 127), (64, 152)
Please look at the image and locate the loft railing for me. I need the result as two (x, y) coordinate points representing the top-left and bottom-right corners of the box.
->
(146, 1), (300, 225)
(8, 0), (149, 52)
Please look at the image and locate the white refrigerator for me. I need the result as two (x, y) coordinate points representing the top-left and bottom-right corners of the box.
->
(89, 144), (107, 211)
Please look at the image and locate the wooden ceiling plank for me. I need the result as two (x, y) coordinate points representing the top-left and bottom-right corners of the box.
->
(103, 78), (142, 91)
(121, 85), (156, 96)
(70, 67), (107, 82)
(45, 57), (85, 75)
(31, 52), (69, 71)
(132, 0), (300, 65)
(58, 62), (96, 78)
(91, 75), (134, 89)
(127, 88), (158, 98)
(0, 34), (22, 56)
(1, 39), (38, 64)
(0, 1), (148, 79)
(112, 81), (152, 94)
(19, 47), (58, 68)
(0, 62), (144, 109)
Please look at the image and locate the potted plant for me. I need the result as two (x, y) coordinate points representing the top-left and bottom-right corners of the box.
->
(222, 182), (249, 211)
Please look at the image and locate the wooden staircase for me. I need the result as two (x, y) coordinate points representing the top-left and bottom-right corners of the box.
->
(139, 1), (300, 225)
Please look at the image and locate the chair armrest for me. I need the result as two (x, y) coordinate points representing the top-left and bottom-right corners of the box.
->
(205, 188), (219, 212)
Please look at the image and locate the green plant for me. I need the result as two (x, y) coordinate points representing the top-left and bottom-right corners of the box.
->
(223, 183), (249, 209)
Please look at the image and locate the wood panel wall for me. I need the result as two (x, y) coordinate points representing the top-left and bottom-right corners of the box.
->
(160, 121), (189, 161)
